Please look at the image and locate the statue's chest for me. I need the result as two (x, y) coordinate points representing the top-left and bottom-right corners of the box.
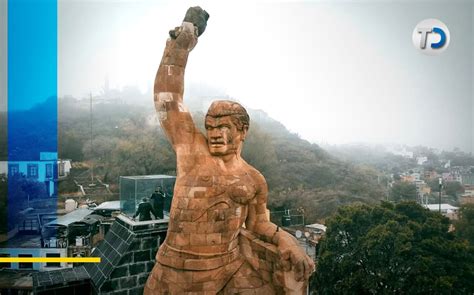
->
(171, 173), (257, 223)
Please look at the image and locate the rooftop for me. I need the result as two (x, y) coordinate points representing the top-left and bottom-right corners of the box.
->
(33, 266), (89, 291)
(0, 270), (34, 290)
(305, 223), (327, 232)
(93, 201), (121, 211)
(0, 234), (41, 248)
(424, 204), (459, 211)
(44, 208), (93, 227)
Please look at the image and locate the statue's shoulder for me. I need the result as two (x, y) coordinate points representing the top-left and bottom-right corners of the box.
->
(243, 163), (267, 187)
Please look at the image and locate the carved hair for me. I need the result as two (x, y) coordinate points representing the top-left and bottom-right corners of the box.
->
(206, 100), (250, 131)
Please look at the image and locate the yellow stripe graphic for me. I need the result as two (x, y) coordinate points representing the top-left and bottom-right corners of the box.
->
(0, 257), (101, 263)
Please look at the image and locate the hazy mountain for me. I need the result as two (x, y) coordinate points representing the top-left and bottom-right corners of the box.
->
(56, 95), (385, 222)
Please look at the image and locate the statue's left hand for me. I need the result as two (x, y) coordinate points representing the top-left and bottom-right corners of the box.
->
(279, 244), (315, 282)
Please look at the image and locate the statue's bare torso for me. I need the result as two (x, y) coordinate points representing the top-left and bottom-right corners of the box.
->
(159, 144), (265, 268)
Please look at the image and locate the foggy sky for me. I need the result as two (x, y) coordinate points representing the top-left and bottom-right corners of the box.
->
(2, 0), (473, 153)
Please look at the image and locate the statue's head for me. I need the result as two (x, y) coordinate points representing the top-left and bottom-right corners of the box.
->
(205, 100), (249, 157)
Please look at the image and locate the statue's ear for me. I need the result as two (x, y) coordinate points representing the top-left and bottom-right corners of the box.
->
(241, 127), (249, 141)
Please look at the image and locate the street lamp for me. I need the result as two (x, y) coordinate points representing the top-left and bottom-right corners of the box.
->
(438, 177), (442, 213)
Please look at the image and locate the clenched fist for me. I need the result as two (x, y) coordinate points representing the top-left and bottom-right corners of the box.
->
(168, 6), (209, 52)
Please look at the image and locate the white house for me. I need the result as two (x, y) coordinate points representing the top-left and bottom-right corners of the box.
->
(58, 158), (72, 178)
(416, 156), (428, 165)
(0, 152), (71, 196)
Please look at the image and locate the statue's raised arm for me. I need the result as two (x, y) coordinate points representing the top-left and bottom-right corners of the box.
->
(154, 7), (209, 149)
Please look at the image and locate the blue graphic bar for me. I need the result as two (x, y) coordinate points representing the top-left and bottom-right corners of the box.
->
(7, 0), (57, 242)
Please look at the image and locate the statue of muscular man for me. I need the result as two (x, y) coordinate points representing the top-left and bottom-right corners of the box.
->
(145, 7), (315, 294)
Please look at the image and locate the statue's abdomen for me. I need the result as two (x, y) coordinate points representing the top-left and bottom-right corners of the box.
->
(161, 173), (255, 260)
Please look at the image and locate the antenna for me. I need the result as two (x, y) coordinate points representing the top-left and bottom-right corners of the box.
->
(90, 92), (94, 184)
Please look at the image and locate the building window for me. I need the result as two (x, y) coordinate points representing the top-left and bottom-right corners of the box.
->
(46, 253), (61, 268)
(45, 164), (53, 178)
(8, 164), (19, 176)
(19, 218), (39, 232)
(18, 254), (33, 269)
(0, 254), (11, 269)
(27, 164), (38, 179)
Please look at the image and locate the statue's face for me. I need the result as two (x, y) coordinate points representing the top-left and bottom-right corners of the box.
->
(205, 115), (244, 156)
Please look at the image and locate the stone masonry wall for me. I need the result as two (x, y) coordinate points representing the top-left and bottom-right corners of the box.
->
(86, 215), (167, 295)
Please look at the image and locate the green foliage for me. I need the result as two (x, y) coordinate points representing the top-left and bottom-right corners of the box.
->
(456, 204), (474, 245)
(444, 181), (464, 197)
(314, 202), (474, 294)
(390, 182), (417, 202)
(242, 124), (278, 180)
(428, 178), (442, 192)
(58, 129), (84, 161)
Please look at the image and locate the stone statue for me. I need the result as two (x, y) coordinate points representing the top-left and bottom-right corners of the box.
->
(145, 7), (315, 294)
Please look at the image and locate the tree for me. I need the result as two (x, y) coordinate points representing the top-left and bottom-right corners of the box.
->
(428, 178), (442, 192)
(314, 202), (474, 294)
(58, 129), (84, 161)
(456, 204), (474, 245)
(5, 174), (49, 231)
(444, 181), (464, 197)
(242, 124), (278, 179)
(390, 182), (417, 202)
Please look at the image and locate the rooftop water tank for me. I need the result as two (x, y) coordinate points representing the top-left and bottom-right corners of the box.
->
(65, 199), (77, 212)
